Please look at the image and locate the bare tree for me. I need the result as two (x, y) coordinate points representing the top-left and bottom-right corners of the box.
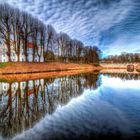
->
(0, 4), (14, 61)
(0, 3), (101, 64)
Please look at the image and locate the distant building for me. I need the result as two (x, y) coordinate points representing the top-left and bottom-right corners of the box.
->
(0, 39), (44, 62)
(0, 40), (24, 62)
(0, 40), (8, 62)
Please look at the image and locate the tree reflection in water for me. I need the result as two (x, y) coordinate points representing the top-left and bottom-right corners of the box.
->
(102, 73), (140, 80)
(0, 73), (100, 139)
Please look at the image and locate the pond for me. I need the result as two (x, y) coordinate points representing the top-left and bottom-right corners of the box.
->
(0, 72), (140, 140)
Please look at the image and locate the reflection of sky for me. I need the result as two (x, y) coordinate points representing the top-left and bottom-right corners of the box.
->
(11, 75), (140, 140)
(0, 0), (140, 55)
(100, 75), (140, 90)
(98, 75), (140, 135)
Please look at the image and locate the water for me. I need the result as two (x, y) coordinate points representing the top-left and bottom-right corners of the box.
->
(0, 72), (140, 140)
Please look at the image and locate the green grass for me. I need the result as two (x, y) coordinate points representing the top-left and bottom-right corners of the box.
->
(0, 78), (8, 82)
(0, 62), (7, 68)
(0, 62), (14, 68)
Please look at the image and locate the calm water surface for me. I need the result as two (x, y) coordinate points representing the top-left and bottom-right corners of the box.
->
(0, 72), (140, 140)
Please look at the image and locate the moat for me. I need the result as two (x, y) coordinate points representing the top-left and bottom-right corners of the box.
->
(0, 72), (140, 140)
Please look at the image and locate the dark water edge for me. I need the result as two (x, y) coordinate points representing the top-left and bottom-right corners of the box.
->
(0, 72), (140, 140)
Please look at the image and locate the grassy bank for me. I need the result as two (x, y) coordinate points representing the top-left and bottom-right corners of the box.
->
(100, 63), (127, 69)
(100, 63), (140, 73)
(100, 63), (140, 69)
(0, 69), (100, 82)
(0, 62), (102, 75)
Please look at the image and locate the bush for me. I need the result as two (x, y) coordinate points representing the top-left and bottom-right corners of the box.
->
(93, 63), (99, 67)
(136, 64), (140, 72)
(127, 64), (134, 72)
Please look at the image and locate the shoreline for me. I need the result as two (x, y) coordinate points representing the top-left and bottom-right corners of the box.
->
(0, 62), (101, 82)
(0, 62), (102, 75)
(100, 63), (140, 69)
(0, 62), (139, 82)
(0, 69), (99, 82)
(100, 69), (140, 74)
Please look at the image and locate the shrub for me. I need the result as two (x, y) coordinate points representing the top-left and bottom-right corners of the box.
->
(93, 63), (99, 67)
(136, 64), (140, 72)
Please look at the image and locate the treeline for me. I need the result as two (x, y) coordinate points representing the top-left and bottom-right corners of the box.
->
(0, 4), (101, 63)
(102, 53), (140, 63)
(103, 73), (140, 80)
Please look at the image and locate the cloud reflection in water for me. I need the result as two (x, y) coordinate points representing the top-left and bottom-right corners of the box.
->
(12, 75), (140, 140)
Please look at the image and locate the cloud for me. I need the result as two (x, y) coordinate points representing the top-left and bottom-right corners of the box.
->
(102, 34), (140, 55)
(1, 0), (140, 54)
(12, 88), (133, 140)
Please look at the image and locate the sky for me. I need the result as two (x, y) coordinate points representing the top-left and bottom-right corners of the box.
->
(0, 0), (140, 55)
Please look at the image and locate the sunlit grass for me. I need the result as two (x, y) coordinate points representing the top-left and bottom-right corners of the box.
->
(0, 62), (101, 74)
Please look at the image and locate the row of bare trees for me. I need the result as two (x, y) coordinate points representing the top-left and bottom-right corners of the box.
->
(0, 74), (100, 138)
(102, 53), (140, 63)
(0, 4), (101, 63)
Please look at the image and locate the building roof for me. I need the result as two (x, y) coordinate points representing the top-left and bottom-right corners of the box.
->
(11, 40), (35, 48)
(27, 89), (34, 95)
(27, 42), (34, 48)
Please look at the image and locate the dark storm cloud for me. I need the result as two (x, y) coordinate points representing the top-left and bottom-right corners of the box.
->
(0, 0), (140, 54)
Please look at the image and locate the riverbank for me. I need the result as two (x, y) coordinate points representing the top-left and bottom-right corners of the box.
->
(100, 69), (140, 74)
(0, 69), (99, 82)
(0, 62), (102, 75)
(100, 63), (140, 69)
